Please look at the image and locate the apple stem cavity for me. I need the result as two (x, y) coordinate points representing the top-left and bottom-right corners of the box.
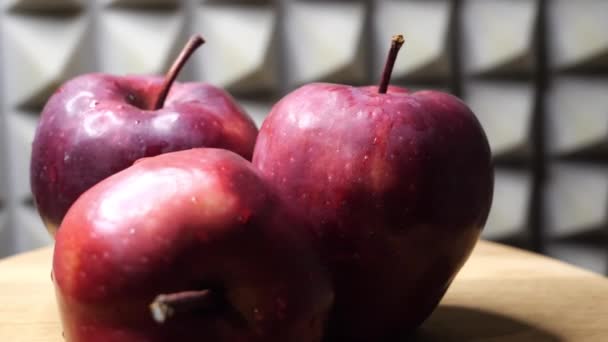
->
(150, 289), (219, 324)
(378, 34), (405, 94)
(153, 35), (206, 110)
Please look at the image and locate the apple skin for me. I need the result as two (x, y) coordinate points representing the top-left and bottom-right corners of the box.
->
(252, 83), (494, 340)
(52, 148), (333, 342)
(31, 73), (258, 236)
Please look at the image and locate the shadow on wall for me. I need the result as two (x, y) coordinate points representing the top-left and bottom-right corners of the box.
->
(410, 305), (561, 342)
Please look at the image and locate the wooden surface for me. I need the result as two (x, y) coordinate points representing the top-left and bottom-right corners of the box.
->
(0, 240), (607, 341)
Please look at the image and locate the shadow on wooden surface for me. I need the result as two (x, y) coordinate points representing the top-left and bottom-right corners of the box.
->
(410, 305), (562, 342)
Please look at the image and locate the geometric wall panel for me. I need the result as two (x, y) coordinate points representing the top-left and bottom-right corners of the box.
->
(546, 242), (607, 276)
(0, 210), (10, 258)
(102, 0), (178, 8)
(465, 81), (534, 157)
(0, 0), (605, 277)
(547, 77), (608, 156)
(285, 1), (367, 87)
(544, 162), (608, 237)
(99, 9), (185, 75)
(195, 4), (278, 95)
(374, 0), (451, 82)
(13, 203), (50, 252)
(6, 111), (38, 201)
(548, 0), (608, 72)
(482, 169), (532, 240)
(462, 0), (538, 77)
(3, 0), (83, 12)
(1, 13), (91, 110)
(0, 179), (6, 230)
(238, 100), (273, 129)
(0, 169), (8, 257)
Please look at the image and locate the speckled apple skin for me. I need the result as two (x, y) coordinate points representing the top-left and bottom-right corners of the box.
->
(53, 148), (333, 342)
(253, 84), (494, 341)
(31, 74), (258, 236)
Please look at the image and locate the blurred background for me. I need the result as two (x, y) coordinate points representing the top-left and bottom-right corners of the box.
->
(0, 0), (606, 275)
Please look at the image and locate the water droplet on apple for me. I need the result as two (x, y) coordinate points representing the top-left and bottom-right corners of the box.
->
(363, 155), (369, 161)
(372, 137), (378, 144)
(63, 153), (70, 162)
(129, 228), (135, 235)
(89, 101), (99, 108)
(289, 156), (295, 163)
(191, 196), (198, 203)
(135, 120), (141, 125)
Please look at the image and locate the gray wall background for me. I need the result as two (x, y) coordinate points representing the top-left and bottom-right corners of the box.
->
(0, 0), (607, 274)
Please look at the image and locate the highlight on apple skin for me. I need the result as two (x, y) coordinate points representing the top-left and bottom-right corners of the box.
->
(30, 35), (259, 237)
(252, 35), (494, 341)
(52, 148), (334, 342)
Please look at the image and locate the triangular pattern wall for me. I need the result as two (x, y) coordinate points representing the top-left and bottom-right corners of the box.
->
(0, 0), (606, 275)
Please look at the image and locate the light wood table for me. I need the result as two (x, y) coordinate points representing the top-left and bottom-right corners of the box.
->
(0, 240), (607, 341)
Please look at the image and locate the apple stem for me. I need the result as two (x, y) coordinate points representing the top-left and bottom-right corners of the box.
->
(378, 34), (405, 94)
(150, 289), (218, 324)
(152, 35), (206, 110)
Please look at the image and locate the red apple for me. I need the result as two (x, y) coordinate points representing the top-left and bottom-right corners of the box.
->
(252, 35), (494, 340)
(31, 35), (258, 236)
(52, 148), (333, 342)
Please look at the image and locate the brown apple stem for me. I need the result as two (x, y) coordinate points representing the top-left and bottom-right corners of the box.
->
(378, 34), (405, 94)
(153, 35), (206, 110)
(150, 289), (219, 324)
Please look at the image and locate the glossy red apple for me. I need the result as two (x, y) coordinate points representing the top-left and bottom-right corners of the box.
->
(31, 35), (258, 236)
(252, 35), (494, 340)
(52, 148), (333, 342)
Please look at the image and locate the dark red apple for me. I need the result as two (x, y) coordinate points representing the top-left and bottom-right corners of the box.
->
(252, 35), (494, 340)
(52, 148), (333, 342)
(31, 35), (258, 236)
